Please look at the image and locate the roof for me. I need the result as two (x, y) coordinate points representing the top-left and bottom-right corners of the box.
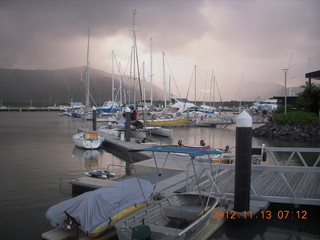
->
(305, 70), (320, 80)
(128, 146), (225, 157)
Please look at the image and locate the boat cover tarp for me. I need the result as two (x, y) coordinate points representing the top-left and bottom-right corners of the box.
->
(46, 178), (153, 233)
(129, 146), (225, 157)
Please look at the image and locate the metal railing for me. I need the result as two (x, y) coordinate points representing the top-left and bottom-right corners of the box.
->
(194, 147), (320, 205)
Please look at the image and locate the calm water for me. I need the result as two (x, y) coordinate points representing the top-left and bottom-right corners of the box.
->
(0, 112), (319, 239)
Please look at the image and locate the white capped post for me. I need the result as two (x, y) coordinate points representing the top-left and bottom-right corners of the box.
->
(234, 110), (253, 212)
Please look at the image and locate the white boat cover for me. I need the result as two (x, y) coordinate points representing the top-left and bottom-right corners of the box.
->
(46, 178), (153, 234)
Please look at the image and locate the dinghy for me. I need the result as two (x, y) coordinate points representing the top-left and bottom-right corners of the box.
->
(46, 178), (153, 237)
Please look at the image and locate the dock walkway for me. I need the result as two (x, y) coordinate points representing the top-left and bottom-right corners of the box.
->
(95, 137), (320, 206)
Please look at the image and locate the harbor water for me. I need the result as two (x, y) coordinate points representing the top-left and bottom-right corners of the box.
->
(0, 112), (319, 239)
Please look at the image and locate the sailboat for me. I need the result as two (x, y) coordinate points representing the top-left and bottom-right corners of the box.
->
(72, 28), (103, 149)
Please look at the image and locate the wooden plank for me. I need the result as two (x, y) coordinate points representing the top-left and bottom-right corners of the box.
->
(294, 172), (310, 198)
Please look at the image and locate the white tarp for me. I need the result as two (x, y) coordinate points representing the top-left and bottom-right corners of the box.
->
(46, 178), (153, 234)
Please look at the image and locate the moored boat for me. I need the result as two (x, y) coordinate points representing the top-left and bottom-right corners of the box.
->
(115, 146), (228, 240)
(147, 118), (189, 126)
(72, 131), (103, 149)
(116, 192), (220, 240)
(45, 178), (153, 238)
(146, 126), (173, 138)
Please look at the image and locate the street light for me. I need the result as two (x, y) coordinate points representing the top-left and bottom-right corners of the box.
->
(282, 68), (289, 115)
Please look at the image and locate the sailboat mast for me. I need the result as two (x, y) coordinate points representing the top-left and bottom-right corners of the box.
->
(132, 10), (137, 107)
(150, 37), (153, 106)
(162, 51), (167, 109)
(85, 27), (91, 107)
(112, 50), (115, 103)
(143, 62), (146, 107)
(119, 62), (123, 105)
(194, 65), (197, 105)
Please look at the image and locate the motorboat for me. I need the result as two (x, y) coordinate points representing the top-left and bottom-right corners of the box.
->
(116, 192), (219, 240)
(115, 146), (228, 240)
(46, 178), (153, 238)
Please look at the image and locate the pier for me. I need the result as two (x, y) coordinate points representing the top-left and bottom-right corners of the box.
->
(71, 136), (320, 206)
(193, 114), (269, 127)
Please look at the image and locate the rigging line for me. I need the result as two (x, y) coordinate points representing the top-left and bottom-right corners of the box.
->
(186, 66), (195, 101)
(72, 66), (89, 105)
(134, 38), (143, 104)
(215, 76), (226, 116)
(113, 54), (130, 104)
(163, 53), (182, 98)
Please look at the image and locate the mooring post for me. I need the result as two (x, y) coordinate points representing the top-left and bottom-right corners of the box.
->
(92, 106), (97, 131)
(125, 106), (131, 142)
(234, 110), (252, 212)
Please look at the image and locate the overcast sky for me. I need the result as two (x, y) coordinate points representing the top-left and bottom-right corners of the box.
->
(0, 0), (319, 101)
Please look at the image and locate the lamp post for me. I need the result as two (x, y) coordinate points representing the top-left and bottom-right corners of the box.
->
(282, 68), (289, 115)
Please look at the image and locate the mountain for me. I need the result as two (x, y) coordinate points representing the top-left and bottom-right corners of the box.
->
(0, 67), (163, 105)
(241, 81), (304, 101)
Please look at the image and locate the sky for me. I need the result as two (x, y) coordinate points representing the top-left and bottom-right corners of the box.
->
(0, 0), (319, 101)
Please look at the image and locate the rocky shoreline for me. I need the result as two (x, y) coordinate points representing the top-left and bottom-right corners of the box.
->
(253, 122), (320, 142)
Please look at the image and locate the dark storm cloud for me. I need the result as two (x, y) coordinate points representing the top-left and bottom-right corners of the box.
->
(0, 0), (319, 100)
(0, 0), (209, 69)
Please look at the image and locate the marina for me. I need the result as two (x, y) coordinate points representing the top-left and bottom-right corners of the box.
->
(0, 111), (319, 240)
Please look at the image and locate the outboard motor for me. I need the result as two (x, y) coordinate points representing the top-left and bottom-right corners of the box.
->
(200, 140), (205, 146)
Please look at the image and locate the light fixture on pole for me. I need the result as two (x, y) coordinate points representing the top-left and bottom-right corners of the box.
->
(282, 68), (289, 115)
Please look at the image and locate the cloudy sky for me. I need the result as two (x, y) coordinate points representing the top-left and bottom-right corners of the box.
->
(0, 0), (319, 101)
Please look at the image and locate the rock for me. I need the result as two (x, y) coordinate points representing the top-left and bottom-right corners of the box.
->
(253, 122), (320, 142)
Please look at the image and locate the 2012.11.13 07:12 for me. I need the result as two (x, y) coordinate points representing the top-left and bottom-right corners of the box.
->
(212, 210), (308, 220)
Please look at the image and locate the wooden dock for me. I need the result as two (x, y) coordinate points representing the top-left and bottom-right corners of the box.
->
(71, 136), (320, 206)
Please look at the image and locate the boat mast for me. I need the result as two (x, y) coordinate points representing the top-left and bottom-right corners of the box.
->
(194, 65), (197, 105)
(112, 50), (115, 103)
(143, 61), (146, 107)
(150, 37), (153, 106)
(162, 51), (167, 109)
(119, 62), (123, 105)
(85, 27), (90, 107)
(209, 72), (213, 108)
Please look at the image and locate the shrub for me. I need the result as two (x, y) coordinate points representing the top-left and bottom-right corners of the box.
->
(271, 111), (318, 124)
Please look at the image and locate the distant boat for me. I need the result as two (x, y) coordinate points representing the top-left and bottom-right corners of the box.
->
(147, 118), (189, 126)
(96, 101), (121, 114)
(251, 98), (278, 112)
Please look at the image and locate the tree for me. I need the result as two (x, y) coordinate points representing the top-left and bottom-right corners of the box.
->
(297, 81), (320, 114)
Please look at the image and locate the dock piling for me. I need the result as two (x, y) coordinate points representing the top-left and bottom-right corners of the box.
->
(92, 107), (97, 131)
(125, 107), (131, 142)
(234, 110), (252, 212)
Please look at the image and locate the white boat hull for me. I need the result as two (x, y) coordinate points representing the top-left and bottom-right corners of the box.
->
(146, 126), (173, 137)
(72, 132), (103, 149)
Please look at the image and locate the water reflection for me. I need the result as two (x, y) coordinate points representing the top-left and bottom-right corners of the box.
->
(71, 146), (129, 178)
